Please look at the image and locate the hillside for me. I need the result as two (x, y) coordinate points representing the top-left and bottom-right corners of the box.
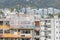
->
(0, 0), (60, 8)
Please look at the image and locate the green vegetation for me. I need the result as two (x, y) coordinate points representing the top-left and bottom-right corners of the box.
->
(0, 0), (60, 8)
(0, 10), (5, 18)
(54, 13), (60, 18)
(48, 14), (54, 18)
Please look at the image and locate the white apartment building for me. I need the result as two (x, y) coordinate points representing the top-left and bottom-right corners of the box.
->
(39, 15), (60, 40)
(20, 7), (60, 16)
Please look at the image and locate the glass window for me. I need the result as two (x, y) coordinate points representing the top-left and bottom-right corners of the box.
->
(21, 30), (30, 34)
(4, 30), (10, 33)
(45, 20), (51, 23)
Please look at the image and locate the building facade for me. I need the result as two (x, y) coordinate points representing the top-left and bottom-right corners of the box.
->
(0, 11), (60, 40)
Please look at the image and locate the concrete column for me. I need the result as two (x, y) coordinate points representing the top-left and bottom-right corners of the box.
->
(32, 30), (34, 40)
(3, 21), (6, 34)
(10, 30), (11, 34)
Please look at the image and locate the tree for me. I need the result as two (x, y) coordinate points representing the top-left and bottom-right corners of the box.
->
(48, 14), (54, 18)
(56, 13), (60, 18)
(0, 10), (5, 18)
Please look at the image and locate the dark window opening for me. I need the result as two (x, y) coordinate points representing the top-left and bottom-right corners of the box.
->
(5, 21), (10, 26)
(35, 38), (39, 40)
(0, 21), (3, 25)
(4, 30), (10, 33)
(35, 30), (39, 35)
(0, 30), (3, 34)
(22, 30), (30, 34)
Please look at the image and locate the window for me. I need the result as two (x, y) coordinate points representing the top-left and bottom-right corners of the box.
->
(11, 30), (14, 34)
(15, 29), (17, 32)
(47, 20), (51, 23)
(59, 32), (60, 33)
(45, 20), (51, 23)
(18, 30), (20, 32)
(5, 21), (10, 26)
(35, 38), (39, 40)
(56, 32), (58, 33)
(59, 37), (60, 39)
(56, 26), (58, 28)
(21, 30), (30, 34)
(59, 26), (60, 28)
(15, 39), (17, 40)
(45, 36), (51, 39)
(18, 38), (22, 40)
(35, 30), (39, 35)
(56, 37), (58, 39)
(4, 30), (10, 33)
(0, 21), (3, 25)
(40, 20), (44, 22)
(59, 21), (60, 24)
(0, 30), (3, 34)
(48, 30), (51, 33)
(56, 21), (58, 23)
(48, 36), (51, 39)
(45, 36), (48, 38)
(21, 38), (30, 40)
(45, 25), (51, 28)
(5, 38), (9, 40)
(21, 35), (25, 37)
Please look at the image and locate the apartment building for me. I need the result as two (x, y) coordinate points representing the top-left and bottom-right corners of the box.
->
(0, 9), (60, 40)
(20, 7), (60, 16)
(0, 12), (35, 40)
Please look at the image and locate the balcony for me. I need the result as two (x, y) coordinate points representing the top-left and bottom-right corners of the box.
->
(40, 32), (45, 36)
(3, 33), (20, 38)
(40, 22), (45, 25)
(0, 33), (32, 38)
(10, 21), (35, 29)
(0, 25), (10, 30)
(21, 34), (32, 38)
(46, 23), (51, 25)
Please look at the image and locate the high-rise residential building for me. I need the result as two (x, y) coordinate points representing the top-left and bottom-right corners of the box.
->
(0, 8), (60, 40)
